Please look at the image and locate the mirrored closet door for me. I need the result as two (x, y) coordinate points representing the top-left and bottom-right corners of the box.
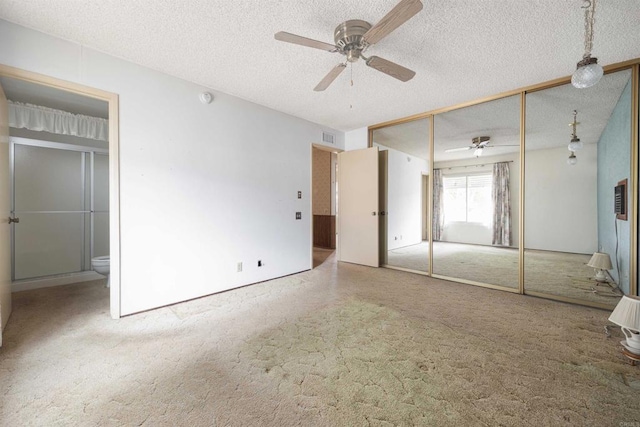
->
(524, 68), (633, 307)
(432, 95), (520, 289)
(372, 118), (430, 273)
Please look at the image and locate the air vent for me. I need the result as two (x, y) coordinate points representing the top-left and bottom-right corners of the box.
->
(322, 132), (335, 144)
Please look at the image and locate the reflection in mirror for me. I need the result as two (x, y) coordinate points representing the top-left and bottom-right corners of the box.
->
(432, 95), (520, 288)
(372, 118), (430, 272)
(524, 69), (632, 306)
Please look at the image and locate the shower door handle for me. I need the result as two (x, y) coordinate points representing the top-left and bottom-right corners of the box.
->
(8, 217), (19, 224)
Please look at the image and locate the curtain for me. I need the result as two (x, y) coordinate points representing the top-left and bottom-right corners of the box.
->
(8, 101), (109, 141)
(432, 168), (444, 241)
(492, 162), (511, 246)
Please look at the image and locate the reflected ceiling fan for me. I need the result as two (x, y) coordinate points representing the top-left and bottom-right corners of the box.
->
(445, 137), (519, 157)
(274, 0), (423, 91)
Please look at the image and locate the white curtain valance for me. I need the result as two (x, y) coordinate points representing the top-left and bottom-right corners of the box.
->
(8, 101), (109, 142)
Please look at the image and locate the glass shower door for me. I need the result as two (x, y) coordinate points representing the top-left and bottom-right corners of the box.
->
(12, 144), (87, 280)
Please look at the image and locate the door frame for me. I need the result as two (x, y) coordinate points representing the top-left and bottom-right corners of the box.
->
(0, 64), (121, 319)
(310, 143), (342, 268)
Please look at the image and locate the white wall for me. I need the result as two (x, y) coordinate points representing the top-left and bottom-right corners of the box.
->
(435, 152), (520, 248)
(525, 145), (597, 254)
(377, 144), (428, 250)
(345, 127), (368, 151)
(0, 20), (344, 315)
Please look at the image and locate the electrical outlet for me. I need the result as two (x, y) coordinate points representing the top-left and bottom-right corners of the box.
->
(297, 191), (302, 199)
(258, 260), (263, 267)
(296, 212), (301, 220)
(394, 236), (398, 240)
(237, 262), (242, 272)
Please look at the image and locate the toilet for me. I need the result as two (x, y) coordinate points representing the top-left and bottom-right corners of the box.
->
(91, 255), (110, 287)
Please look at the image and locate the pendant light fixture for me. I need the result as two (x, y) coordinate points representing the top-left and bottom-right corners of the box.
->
(568, 110), (583, 151)
(571, 0), (603, 89)
(567, 151), (578, 165)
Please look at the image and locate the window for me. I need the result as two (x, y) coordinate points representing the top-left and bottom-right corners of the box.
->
(443, 174), (492, 224)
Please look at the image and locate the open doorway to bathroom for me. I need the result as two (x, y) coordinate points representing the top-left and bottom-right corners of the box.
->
(0, 65), (120, 319)
(4, 77), (109, 286)
(311, 144), (340, 268)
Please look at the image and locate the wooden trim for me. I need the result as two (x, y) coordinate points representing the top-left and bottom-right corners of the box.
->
(519, 92), (525, 295)
(631, 64), (639, 296)
(311, 142), (343, 153)
(428, 115), (434, 276)
(0, 63), (122, 319)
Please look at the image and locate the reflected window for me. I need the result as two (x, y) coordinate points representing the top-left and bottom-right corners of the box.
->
(443, 174), (492, 225)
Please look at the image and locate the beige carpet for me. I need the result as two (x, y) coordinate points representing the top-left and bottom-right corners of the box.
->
(387, 242), (620, 306)
(1, 252), (639, 426)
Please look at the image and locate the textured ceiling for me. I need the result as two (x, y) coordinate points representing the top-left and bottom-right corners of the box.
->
(1, 1), (639, 131)
(370, 69), (631, 162)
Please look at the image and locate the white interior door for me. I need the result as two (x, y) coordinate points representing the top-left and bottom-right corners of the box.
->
(0, 83), (11, 346)
(337, 147), (379, 267)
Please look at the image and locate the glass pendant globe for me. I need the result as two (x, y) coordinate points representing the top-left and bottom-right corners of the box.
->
(567, 155), (577, 166)
(572, 62), (604, 89)
(568, 138), (583, 151)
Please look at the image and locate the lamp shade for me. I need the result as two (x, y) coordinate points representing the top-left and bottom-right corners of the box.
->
(587, 252), (612, 270)
(608, 295), (640, 331)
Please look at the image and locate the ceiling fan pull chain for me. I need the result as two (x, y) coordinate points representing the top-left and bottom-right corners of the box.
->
(350, 62), (354, 109)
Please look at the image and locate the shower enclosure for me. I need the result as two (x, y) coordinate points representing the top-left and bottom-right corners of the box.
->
(10, 137), (109, 281)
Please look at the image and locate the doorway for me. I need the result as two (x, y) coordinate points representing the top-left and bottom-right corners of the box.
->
(0, 65), (120, 319)
(10, 138), (109, 282)
(311, 144), (340, 268)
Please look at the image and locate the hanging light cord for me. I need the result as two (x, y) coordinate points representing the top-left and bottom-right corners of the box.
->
(582, 0), (596, 58)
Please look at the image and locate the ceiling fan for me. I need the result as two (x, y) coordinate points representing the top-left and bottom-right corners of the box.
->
(274, 0), (423, 91)
(445, 137), (519, 157)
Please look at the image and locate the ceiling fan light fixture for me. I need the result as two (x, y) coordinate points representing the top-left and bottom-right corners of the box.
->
(474, 148), (483, 157)
(571, 0), (602, 89)
(274, 0), (422, 91)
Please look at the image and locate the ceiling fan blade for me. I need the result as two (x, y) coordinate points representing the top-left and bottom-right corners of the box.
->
(274, 32), (337, 52)
(314, 64), (347, 91)
(365, 56), (416, 82)
(362, 0), (423, 45)
(445, 147), (473, 153)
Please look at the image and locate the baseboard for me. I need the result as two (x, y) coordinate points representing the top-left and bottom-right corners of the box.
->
(12, 271), (106, 292)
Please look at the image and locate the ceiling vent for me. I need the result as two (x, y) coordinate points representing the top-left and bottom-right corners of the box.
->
(322, 131), (335, 144)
